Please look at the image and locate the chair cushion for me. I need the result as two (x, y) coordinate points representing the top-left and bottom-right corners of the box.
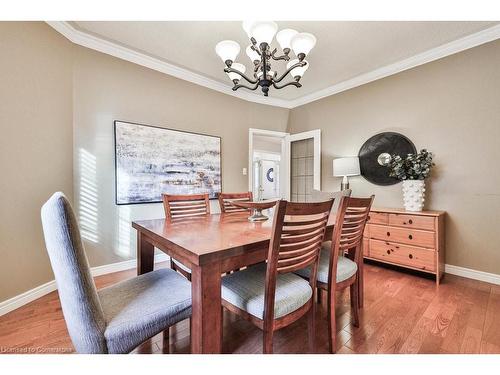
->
(173, 258), (191, 273)
(98, 268), (191, 354)
(221, 263), (312, 320)
(294, 242), (358, 284)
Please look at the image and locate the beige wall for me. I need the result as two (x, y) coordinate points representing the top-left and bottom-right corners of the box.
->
(1, 21), (499, 303)
(72, 46), (289, 267)
(0, 23), (74, 301)
(0, 22), (288, 302)
(288, 40), (500, 274)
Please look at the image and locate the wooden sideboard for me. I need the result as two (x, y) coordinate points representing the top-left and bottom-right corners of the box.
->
(363, 207), (446, 284)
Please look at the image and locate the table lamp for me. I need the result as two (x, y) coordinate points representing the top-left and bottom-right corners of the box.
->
(333, 157), (360, 190)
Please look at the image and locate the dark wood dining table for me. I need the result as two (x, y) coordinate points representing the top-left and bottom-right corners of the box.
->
(132, 210), (353, 354)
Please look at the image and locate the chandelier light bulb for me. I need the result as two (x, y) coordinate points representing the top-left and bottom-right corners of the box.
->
(287, 59), (309, 78)
(290, 32), (316, 57)
(276, 29), (298, 51)
(249, 21), (278, 45)
(246, 45), (260, 62)
(226, 63), (246, 81)
(215, 40), (241, 63)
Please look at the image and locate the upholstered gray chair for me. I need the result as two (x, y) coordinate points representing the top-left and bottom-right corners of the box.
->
(41, 192), (192, 354)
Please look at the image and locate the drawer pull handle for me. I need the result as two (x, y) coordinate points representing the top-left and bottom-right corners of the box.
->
(367, 215), (371, 221)
(387, 232), (391, 237)
(408, 234), (413, 240)
(386, 250), (390, 255)
(409, 219), (413, 224)
(409, 254), (413, 259)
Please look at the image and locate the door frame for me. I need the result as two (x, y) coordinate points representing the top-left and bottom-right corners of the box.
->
(248, 128), (289, 200)
(287, 129), (321, 200)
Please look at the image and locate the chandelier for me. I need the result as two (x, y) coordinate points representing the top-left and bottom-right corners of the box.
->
(215, 21), (316, 97)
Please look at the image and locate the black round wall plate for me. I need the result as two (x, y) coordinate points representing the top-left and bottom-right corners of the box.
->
(358, 132), (416, 186)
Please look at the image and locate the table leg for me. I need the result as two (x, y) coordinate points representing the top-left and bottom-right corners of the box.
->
(190, 262), (222, 354)
(137, 232), (154, 275)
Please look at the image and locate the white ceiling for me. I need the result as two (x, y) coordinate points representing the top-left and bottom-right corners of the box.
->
(70, 21), (498, 102)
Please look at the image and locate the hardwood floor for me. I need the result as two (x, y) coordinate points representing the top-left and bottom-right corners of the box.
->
(1, 261), (499, 354)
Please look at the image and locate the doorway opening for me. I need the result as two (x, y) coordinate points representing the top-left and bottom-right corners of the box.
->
(248, 129), (288, 201)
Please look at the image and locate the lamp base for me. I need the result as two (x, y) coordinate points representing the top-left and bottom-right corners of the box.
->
(340, 176), (350, 191)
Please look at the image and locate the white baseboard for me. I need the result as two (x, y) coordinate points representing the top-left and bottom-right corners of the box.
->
(0, 253), (170, 317)
(3, 257), (499, 317)
(445, 264), (500, 286)
(0, 280), (58, 318)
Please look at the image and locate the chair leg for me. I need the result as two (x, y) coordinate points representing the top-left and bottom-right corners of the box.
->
(358, 257), (364, 308)
(163, 328), (170, 354)
(317, 288), (322, 304)
(263, 328), (274, 354)
(327, 287), (337, 354)
(350, 280), (360, 327)
(308, 302), (317, 353)
(220, 307), (224, 353)
(188, 317), (192, 351)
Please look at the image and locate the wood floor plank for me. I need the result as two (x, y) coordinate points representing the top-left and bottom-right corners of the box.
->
(1, 261), (500, 354)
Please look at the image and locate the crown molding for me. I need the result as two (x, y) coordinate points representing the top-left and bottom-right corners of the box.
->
(287, 23), (500, 108)
(47, 21), (293, 109)
(47, 22), (500, 110)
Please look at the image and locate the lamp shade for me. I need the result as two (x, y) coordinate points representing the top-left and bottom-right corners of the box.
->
(249, 21), (278, 45)
(333, 157), (360, 177)
(226, 63), (246, 81)
(257, 70), (276, 79)
(215, 40), (240, 63)
(291, 32), (316, 56)
(246, 45), (260, 62)
(276, 28), (298, 50)
(242, 20), (257, 37)
(287, 59), (308, 78)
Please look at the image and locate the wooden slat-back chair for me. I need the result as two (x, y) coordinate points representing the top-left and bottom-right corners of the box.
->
(325, 196), (373, 352)
(221, 199), (334, 353)
(218, 191), (253, 213)
(162, 193), (211, 280)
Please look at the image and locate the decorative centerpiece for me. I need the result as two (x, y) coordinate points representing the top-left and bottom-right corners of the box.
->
(387, 149), (434, 212)
(229, 200), (278, 222)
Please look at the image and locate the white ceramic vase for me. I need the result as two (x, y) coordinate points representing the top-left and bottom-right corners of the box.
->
(402, 180), (425, 212)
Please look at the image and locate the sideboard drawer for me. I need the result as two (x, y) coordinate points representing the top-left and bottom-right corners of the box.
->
(369, 224), (436, 248)
(370, 239), (436, 272)
(367, 212), (388, 225)
(388, 213), (435, 231)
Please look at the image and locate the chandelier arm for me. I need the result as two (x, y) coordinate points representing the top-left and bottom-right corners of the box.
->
(273, 61), (307, 83)
(251, 44), (262, 56)
(272, 80), (302, 90)
(232, 82), (259, 92)
(271, 48), (290, 62)
(224, 67), (258, 84)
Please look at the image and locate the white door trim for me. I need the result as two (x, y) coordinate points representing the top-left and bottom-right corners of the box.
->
(248, 128), (289, 199)
(287, 129), (322, 200)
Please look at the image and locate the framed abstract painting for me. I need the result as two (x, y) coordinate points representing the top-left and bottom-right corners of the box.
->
(114, 120), (222, 205)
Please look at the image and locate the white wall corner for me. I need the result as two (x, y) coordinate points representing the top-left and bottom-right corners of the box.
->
(47, 21), (500, 109)
(46, 21), (292, 109)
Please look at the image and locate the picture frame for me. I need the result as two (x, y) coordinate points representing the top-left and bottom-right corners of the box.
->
(114, 120), (222, 205)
